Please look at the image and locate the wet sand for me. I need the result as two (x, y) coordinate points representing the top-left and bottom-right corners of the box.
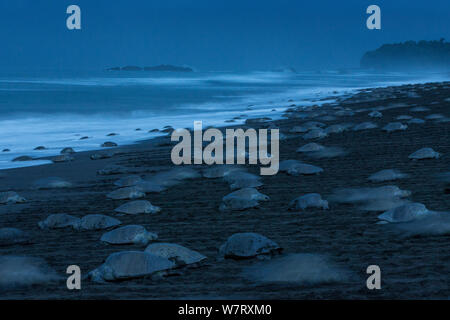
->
(0, 81), (449, 299)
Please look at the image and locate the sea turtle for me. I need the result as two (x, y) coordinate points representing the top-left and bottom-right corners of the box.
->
(114, 200), (161, 215)
(220, 188), (269, 211)
(33, 177), (72, 189)
(408, 118), (425, 125)
(408, 148), (441, 160)
(289, 126), (309, 133)
(324, 123), (352, 134)
(296, 143), (325, 153)
(202, 166), (244, 178)
(279, 160), (323, 176)
(90, 150), (115, 160)
(0, 228), (31, 246)
(0, 191), (26, 204)
(303, 121), (326, 128)
(319, 115), (337, 121)
(223, 171), (263, 190)
(60, 147), (75, 154)
(106, 186), (145, 200)
(51, 154), (74, 163)
(377, 203), (431, 223)
(148, 167), (200, 187)
(335, 110), (355, 117)
(34, 146), (46, 151)
(368, 111), (382, 118)
(114, 175), (143, 187)
(410, 106), (430, 112)
(144, 243), (207, 267)
(12, 156), (33, 162)
(100, 225), (158, 245)
(353, 122), (378, 131)
(88, 251), (175, 282)
(368, 169), (408, 182)
(289, 193), (329, 211)
(75, 214), (121, 231)
(302, 128), (327, 140)
(388, 212), (450, 236)
(101, 141), (118, 147)
(38, 214), (81, 229)
(218, 233), (281, 260)
(396, 115), (413, 120)
(425, 114), (444, 120)
(382, 122), (408, 132)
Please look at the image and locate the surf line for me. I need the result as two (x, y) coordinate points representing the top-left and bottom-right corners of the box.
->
(170, 121), (279, 175)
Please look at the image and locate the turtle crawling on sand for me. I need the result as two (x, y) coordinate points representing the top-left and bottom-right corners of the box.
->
(114, 200), (161, 215)
(145, 243), (207, 267)
(382, 122), (408, 133)
(51, 154), (74, 163)
(279, 160), (323, 176)
(38, 214), (80, 230)
(88, 251), (175, 282)
(377, 202), (431, 223)
(106, 186), (145, 200)
(302, 128), (327, 140)
(220, 188), (269, 211)
(223, 171), (263, 190)
(408, 148), (441, 160)
(368, 111), (382, 118)
(114, 175), (143, 187)
(0, 191), (26, 204)
(296, 143), (325, 153)
(91, 150), (115, 160)
(60, 147), (75, 154)
(289, 193), (329, 211)
(325, 123), (353, 134)
(202, 166), (243, 178)
(218, 232), (281, 260)
(100, 225), (157, 245)
(75, 214), (121, 231)
(353, 122), (378, 131)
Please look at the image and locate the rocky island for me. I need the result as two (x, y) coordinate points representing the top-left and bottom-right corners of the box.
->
(107, 64), (194, 72)
(361, 39), (450, 71)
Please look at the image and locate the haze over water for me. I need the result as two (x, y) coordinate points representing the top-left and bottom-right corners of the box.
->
(0, 69), (447, 169)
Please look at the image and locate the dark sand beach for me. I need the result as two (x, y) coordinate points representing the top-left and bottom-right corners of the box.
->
(0, 81), (449, 299)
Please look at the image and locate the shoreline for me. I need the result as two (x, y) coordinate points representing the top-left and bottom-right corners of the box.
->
(2, 71), (447, 171)
(0, 80), (449, 299)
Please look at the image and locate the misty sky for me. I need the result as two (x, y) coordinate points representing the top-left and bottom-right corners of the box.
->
(0, 0), (449, 71)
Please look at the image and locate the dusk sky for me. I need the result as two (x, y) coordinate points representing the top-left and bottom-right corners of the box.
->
(0, 0), (449, 71)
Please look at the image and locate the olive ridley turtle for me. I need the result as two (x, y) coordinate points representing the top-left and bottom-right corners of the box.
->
(218, 233), (281, 260)
(106, 186), (146, 200)
(100, 225), (158, 245)
(88, 251), (175, 282)
(289, 193), (329, 211)
(145, 243), (207, 267)
(114, 200), (161, 215)
(408, 148), (441, 160)
(38, 214), (81, 230)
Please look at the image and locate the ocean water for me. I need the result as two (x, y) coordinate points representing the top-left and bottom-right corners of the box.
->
(0, 70), (447, 170)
